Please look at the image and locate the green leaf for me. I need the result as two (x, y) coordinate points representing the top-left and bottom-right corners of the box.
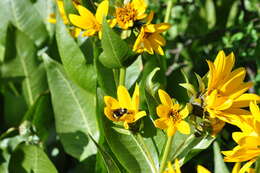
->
(16, 31), (47, 106)
(125, 56), (143, 89)
(9, 143), (58, 173)
(88, 135), (121, 173)
(43, 54), (99, 161)
(99, 20), (130, 68)
(213, 141), (229, 173)
(56, 18), (96, 93)
(23, 94), (54, 142)
(10, 0), (48, 46)
(103, 120), (158, 173)
(170, 134), (215, 165)
(146, 67), (161, 98)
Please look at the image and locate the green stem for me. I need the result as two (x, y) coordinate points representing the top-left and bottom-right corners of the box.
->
(119, 67), (126, 86)
(159, 135), (174, 173)
(164, 0), (174, 23)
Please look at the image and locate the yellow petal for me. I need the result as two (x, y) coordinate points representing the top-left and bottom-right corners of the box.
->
(132, 84), (140, 111)
(250, 102), (260, 120)
(117, 85), (132, 109)
(228, 82), (253, 100)
(154, 23), (171, 33)
(143, 39), (154, 54)
(104, 107), (117, 121)
(104, 96), (119, 109)
(69, 14), (94, 29)
(154, 118), (168, 129)
(156, 105), (171, 118)
(232, 94), (260, 108)
(149, 33), (166, 46)
(220, 68), (246, 95)
(82, 29), (97, 37)
(134, 111), (146, 121)
(232, 162), (241, 173)
(174, 159), (181, 173)
(131, 0), (147, 15)
(77, 5), (95, 19)
(146, 11), (154, 24)
(179, 104), (190, 119)
(95, 0), (109, 24)
(197, 165), (211, 173)
(167, 121), (177, 136)
(214, 50), (226, 79)
(239, 159), (256, 173)
(158, 89), (173, 107)
(176, 120), (190, 134)
(206, 60), (216, 92)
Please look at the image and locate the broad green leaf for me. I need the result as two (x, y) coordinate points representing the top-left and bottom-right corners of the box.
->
(146, 67), (161, 98)
(43, 54), (99, 161)
(10, 0), (48, 46)
(99, 21), (130, 68)
(0, 134), (25, 173)
(9, 143), (58, 173)
(4, 91), (27, 127)
(56, 18), (96, 93)
(103, 119), (158, 173)
(23, 94), (54, 142)
(226, 1), (239, 28)
(125, 56), (143, 89)
(16, 31), (47, 106)
(213, 141), (229, 173)
(170, 133), (215, 165)
(0, 0), (11, 62)
(89, 135), (121, 173)
(95, 57), (116, 96)
(33, 0), (55, 38)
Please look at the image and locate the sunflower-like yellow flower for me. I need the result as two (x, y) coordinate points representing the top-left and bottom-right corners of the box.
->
(197, 163), (255, 173)
(163, 160), (181, 173)
(133, 13), (171, 55)
(114, 0), (147, 29)
(222, 102), (260, 164)
(48, 0), (69, 24)
(104, 85), (146, 129)
(48, 0), (81, 37)
(204, 50), (260, 126)
(154, 90), (190, 136)
(69, 0), (109, 39)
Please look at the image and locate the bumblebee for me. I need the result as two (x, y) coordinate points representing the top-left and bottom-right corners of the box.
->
(113, 108), (128, 119)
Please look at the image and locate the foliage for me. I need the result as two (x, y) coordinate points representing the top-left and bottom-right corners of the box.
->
(0, 0), (259, 172)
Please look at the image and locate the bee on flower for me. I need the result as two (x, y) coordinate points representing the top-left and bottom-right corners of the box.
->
(103, 84), (146, 129)
(154, 89), (191, 136)
(190, 50), (260, 136)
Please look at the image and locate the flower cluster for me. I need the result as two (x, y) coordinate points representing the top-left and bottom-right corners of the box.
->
(103, 50), (260, 172)
(52, 0), (170, 55)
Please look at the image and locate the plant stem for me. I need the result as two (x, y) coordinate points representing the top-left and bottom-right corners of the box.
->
(164, 0), (174, 23)
(119, 67), (126, 86)
(159, 135), (174, 173)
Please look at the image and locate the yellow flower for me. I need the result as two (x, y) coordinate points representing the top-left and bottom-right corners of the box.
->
(69, 0), (109, 39)
(48, 0), (69, 24)
(164, 160), (181, 173)
(197, 165), (211, 173)
(222, 102), (260, 164)
(114, 0), (147, 29)
(204, 51), (260, 126)
(197, 163), (255, 173)
(104, 85), (146, 129)
(133, 13), (170, 55)
(48, 0), (81, 37)
(154, 89), (190, 136)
